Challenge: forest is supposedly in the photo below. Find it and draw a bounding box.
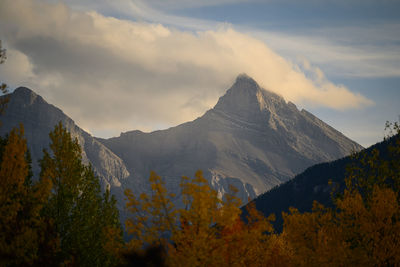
[0,120,399,266]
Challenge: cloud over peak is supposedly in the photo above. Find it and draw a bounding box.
[0,0,372,137]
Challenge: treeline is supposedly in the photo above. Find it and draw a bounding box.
[0,121,399,266]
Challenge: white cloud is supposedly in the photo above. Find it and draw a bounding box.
[0,0,372,138]
[0,48,35,87]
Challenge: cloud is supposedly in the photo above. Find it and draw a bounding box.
[251,26,400,78]
[49,0,219,31]
[0,49,35,87]
[61,0,258,13]
[0,0,372,138]
[133,0,255,10]
[108,0,396,11]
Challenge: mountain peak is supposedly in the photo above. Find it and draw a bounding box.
[213,74,285,120]
[13,86,36,96]
[235,73,258,84]
[232,73,260,93]
[11,87,40,106]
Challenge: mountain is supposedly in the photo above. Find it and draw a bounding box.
[97,74,363,204]
[0,87,130,208]
[246,136,395,231]
[0,75,362,213]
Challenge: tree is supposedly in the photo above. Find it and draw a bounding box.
[0,42,55,266]
[0,125,51,266]
[282,123,400,266]
[0,41,5,65]
[40,122,123,266]
[101,188,125,266]
[125,171,178,252]
[125,170,278,266]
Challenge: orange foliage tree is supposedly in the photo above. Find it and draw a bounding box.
[125,170,284,266]
[282,123,400,266]
[0,125,52,265]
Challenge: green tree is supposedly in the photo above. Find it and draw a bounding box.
[40,122,122,266]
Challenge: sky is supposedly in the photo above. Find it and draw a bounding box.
[0,0,399,147]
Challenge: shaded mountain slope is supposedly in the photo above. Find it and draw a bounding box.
[246,135,395,231]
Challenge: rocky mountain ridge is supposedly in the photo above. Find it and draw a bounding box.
[0,87,130,208]
[98,74,362,204]
[0,75,363,210]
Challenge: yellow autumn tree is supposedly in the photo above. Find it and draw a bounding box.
[282,123,400,266]
[125,171,178,252]
[125,170,279,266]
[0,125,52,266]
[168,171,227,266]
[282,203,351,266]
[237,202,292,267]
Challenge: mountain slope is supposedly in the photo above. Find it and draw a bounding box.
[246,136,395,231]
[0,87,130,207]
[98,74,363,204]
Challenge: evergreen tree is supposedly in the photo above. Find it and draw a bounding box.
[40,122,122,266]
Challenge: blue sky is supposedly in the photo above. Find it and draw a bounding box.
[0,0,399,147]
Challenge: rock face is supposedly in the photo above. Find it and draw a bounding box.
[98,74,363,204]
[0,87,130,208]
[0,75,363,211]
